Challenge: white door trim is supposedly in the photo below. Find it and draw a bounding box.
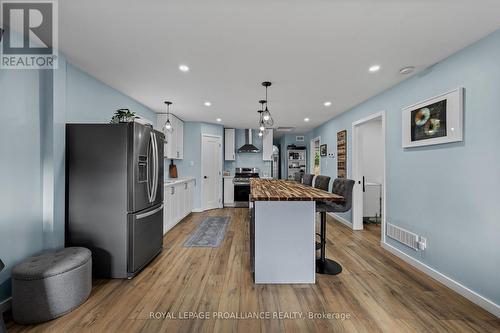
[351,111,386,242]
[310,136,321,174]
[201,134,223,211]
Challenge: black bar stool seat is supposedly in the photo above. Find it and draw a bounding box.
[294,171,304,183]
[315,178,355,275]
[302,173,314,186]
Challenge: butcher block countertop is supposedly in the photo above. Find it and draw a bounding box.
[250,179,344,202]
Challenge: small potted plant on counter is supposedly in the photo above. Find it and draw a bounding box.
[110,109,136,123]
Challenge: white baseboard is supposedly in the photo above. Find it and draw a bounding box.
[327,213,353,228]
[0,297,11,314]
[191,208,203,213]
[382,242,500,318]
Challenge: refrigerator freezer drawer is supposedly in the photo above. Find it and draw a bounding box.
[128,204,163,275]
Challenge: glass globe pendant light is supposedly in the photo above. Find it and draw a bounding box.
[258,105,266,132]
[261,81,274,127]
[163,101,174,133]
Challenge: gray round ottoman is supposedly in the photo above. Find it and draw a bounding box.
[12,247,92,324]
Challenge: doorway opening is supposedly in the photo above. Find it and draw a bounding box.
[352,112,386,242]
[310,137,321,176]
[201,134,223,211]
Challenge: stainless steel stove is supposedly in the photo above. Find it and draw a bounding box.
[233,167,259,207]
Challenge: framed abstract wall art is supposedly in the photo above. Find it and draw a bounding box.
[402,88,463,148]
[320,144,327,157]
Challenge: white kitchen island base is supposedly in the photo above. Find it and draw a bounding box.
[254,201,316,284]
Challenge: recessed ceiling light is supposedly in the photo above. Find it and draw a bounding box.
[399,66,415,75]
[304,118,310,122]
[179,64,190,72]
[204,101,211,106]
[216,118,222,122]
[323,101,332,107]
[369,65,381,73]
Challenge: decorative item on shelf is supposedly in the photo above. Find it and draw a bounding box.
[402,88,463,148]
[162,101,174,133]
[110,108,136,123]
[261,81,274,127]
[337,130,347,178]
[169,160,178,178]
[320,144,327,157]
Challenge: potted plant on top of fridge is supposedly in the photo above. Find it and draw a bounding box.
[110,109,136,123]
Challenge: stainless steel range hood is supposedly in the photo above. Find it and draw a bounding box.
[237,129,260,153]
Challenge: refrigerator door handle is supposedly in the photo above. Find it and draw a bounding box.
[155,132,159,200]
[151,132,159,202]
[146,141,151,203]
[136,204,164,219]
[150,132,157,202]
[147,132,154,203]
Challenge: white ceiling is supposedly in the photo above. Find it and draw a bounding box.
[60,0,500,134]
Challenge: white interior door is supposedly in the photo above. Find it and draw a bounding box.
[352,112,385,234]
[202,135,222,210]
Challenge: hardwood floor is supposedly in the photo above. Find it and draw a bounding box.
[6,208,500,332]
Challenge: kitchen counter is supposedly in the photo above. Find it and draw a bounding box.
[250,179,344,202]
[250,179,342,284]
[164,177,196,186]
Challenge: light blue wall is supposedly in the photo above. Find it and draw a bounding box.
[0,69,44,301]
[66,64,156,123]
[305,29,500,306]
[0,59,157,303]
[171,122,224,210]
[224,129,272,177]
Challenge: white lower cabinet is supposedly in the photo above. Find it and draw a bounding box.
[163,179,195,235]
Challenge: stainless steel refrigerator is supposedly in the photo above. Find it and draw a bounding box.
[66,123,164,278]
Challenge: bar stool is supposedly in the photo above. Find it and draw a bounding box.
[313,175,331,251]
[315,178,355,275]
[302,174,314,186]
[294,171,304,182]
[313,175,330,191]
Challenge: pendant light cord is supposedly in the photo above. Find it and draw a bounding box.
[265,86,268,110]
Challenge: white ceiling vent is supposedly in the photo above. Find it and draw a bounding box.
[276,127,295,132]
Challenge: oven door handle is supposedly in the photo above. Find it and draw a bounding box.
[233,182,250,186]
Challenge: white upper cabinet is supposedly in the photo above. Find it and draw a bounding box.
[156,114,184,159]
[262,129,273,161]
[224,128,236,161]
